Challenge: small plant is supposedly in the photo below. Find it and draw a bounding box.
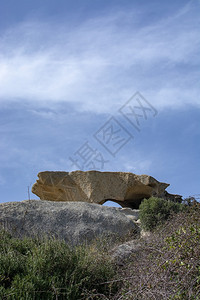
[139,197,184,231]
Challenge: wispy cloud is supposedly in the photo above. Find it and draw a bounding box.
[0,2,199,113]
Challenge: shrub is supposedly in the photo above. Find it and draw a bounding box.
[115,203,200,300]
[139,197,184,231]
[0,232,118,299]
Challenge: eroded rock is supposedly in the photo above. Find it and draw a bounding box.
[31,171,179,209]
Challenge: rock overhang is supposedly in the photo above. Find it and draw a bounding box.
[32,170,181,209]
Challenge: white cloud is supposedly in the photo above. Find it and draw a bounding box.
[121,159,153,174]
[0,2,199,113]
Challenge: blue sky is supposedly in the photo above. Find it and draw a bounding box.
[0,0,199,204]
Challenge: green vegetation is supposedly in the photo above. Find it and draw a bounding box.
[0,198,199,299]
[0,233,118,299]
[139,196,184,231]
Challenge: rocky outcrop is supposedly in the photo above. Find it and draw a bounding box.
[32,171,179,209]
[0,200,139,245]
[163,191,182,203]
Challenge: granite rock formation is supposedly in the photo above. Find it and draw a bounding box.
[32,170,181,209]
[0,200,139,245]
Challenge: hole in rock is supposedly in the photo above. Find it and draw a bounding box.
[103,200,122,208]
[102,195,151,209]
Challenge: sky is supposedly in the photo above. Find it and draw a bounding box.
[0,0,199,204]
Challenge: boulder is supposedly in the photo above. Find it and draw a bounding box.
[0,200,138,245]
[110,240,142,265]
[32,170,178,209]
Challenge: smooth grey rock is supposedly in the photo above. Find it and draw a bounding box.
[118,208,139,221]
[0,200,138,246]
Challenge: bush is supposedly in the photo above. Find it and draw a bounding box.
[139,197,184,231]
[0,232,118,299]
[115,202,200,300]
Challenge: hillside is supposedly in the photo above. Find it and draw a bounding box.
[0,200,199,299]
